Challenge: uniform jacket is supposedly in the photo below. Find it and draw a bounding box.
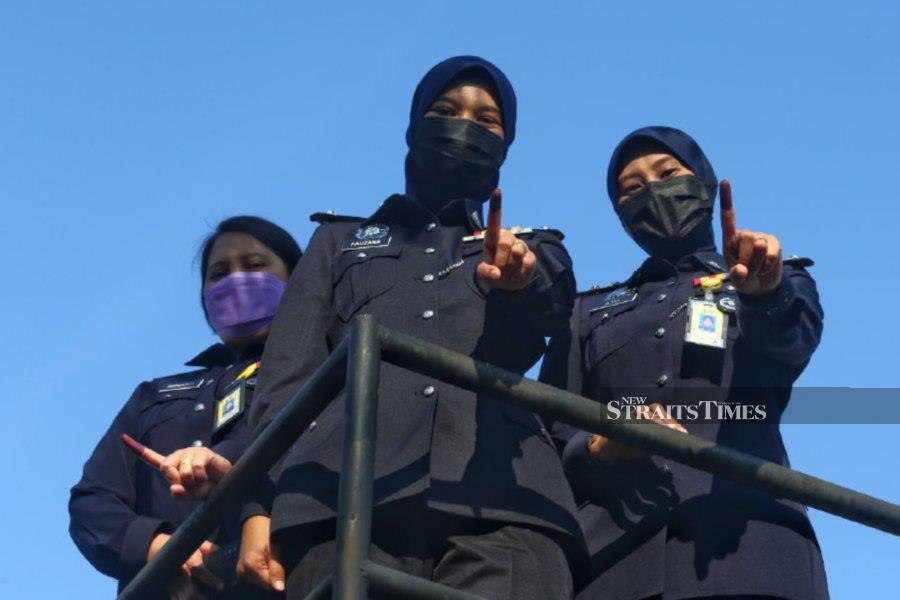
[540,249,829,600]
[69,344,258,590]
[244,195,586,553]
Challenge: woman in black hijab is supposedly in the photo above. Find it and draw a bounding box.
[542,126,828,599]
[237,56,586,599]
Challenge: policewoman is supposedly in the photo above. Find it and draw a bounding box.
[541,127,829,599]
[237,56,586,599]
[69,216,301,594]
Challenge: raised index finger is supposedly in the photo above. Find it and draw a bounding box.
[121,433,165,470]
[484,188,502,258]
[719,179,738,249]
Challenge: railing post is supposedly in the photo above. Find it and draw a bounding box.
[332,315,381,599]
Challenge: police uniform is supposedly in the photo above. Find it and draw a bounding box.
[69,344,260,592]
[245,197,587,599]
[540,250,829,600]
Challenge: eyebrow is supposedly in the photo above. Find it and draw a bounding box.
[651,155,680,169]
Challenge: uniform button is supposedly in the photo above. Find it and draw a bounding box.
[657,293,667,302]
[427,222,437,231]
[193,402,205,412]
[423,385,436,397]
[725,284,736,293]
[422,310,435,319]
[308,420,317,431]
[600,312,610,323]
[356,252,367,259]
[191,439,203,447]
[424,247,436,254]
[422,274,435,282]
[667,280,677,287]
[663,464,672,473]
[656,374,669,387]
[654,327,666,338]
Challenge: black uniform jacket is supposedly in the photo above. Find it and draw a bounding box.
[540,250,829,600]
[69,344,258,590]
[244,195,585,551]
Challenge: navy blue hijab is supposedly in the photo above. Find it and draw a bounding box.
[606,126,717,206]
[405,55,517,149]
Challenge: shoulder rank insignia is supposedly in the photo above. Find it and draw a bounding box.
[342,223,392,252]
[784,255,814,268]
[309,211,364,224]
[462,225,534,243]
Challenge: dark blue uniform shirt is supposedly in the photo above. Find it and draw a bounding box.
[69,344,258,590]
[541,250,829,600]
[244,195,587,564]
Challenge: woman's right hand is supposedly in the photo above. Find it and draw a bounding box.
[588,403,688,462]
[237,515,285,592]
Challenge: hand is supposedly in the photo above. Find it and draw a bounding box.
[237,516,285,592]
[719,180,784,295]
[160,447,232,501]
[147,532,219,580]
[476,189,537,291]
[588,403,688,462]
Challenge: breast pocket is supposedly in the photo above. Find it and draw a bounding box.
[333,246,403,322]
[461,242,488,298]
[139,387,210,450]
[583,303,639,374]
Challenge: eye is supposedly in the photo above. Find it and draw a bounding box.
[428,103,456,117]
[622,182,644,196]
[207,268,227,282]
[478,114,499,126]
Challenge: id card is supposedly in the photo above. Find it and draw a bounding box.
[684,298,727,349]
[214,381,245,433]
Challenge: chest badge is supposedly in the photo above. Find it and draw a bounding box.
[717,295,737,313]
[342,223,392,252]
[597,287,638,310]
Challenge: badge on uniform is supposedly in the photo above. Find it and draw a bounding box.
[684,298,728,349]
[597,287,638,310]
[342,224,392,252]
[213,381,246,433]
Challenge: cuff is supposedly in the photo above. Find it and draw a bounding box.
[119,515,171,577]
[210,439,245,466]
[240,501,271,524]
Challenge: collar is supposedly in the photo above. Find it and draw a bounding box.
[370,194,484,232]
[627,247,726,286]
[185,343,263,368]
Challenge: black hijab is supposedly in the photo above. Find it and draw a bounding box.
[406,55,517,148]
[606,126,718,205]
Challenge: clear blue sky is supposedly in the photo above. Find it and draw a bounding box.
[2,2,898,598]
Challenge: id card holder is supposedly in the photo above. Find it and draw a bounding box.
[684,298,728,349]
[213,380,246,434]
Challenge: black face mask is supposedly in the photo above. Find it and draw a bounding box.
[617,175,715,260]
[407,116,506,211]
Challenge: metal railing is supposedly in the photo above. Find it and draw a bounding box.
[119,314,900,599]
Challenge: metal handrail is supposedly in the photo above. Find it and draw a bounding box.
[119,315,900,599]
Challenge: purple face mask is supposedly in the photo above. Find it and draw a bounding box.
[203,271,287,339]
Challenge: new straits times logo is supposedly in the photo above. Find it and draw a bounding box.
[609,396,768,422]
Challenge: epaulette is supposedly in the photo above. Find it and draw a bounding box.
[783,255,814,268]
[462,226,564,243]
[309,211,365,224]
[577,281,626,296]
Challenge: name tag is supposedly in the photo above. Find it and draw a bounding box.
[342,224,392,252]
[213,381,246,433]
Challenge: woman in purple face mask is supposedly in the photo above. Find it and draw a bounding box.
[69,216,300,597]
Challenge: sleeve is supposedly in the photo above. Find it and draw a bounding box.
[210,418,250,466]
[736,263,824,366]
[241,225,338,522]
[68,383,173,581]
[485,231,577,337]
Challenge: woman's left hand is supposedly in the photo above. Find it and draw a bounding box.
[161,447,232,500]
